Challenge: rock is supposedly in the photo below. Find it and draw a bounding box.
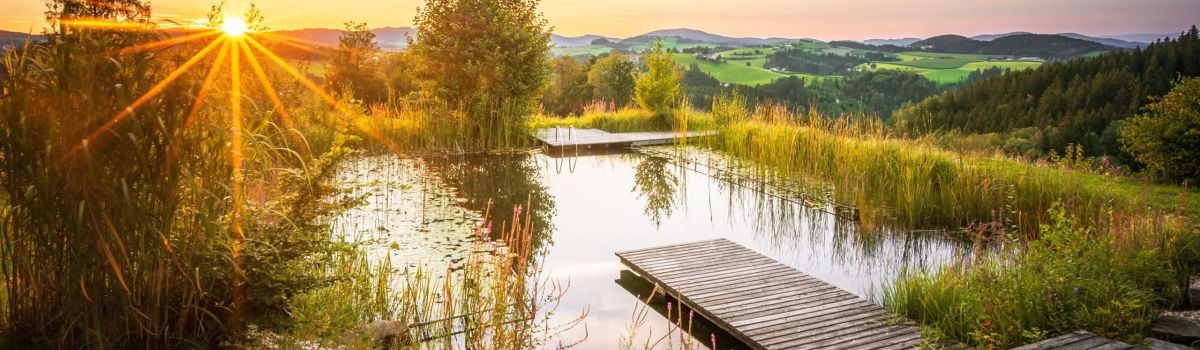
[1190,277,1200,308]
[1149,314,1200,346]
[1146,338,1192,350]
[356,320,411,346]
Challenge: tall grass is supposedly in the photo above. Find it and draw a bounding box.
[280,198,585,348]
[0,25,359,347]
[884,205,1198,348]
[530,103,717,133]
[709,101,1195,237]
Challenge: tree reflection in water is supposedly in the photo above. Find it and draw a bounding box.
[632,156,680,228]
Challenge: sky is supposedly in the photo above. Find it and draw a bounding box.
[1,0,1197,41]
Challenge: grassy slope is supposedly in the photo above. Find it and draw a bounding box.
[868,60,1042,84]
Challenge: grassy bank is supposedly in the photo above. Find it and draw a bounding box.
[885,206,1197,348]
[534,102,1198,348]
[530,106,718,133]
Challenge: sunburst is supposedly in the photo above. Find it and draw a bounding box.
[56,8,398,334]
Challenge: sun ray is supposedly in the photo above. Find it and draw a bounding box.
[114,30,221,56]
[60,36,227,164]
[228,32,247,341]
[256,32,332,54]
[243,36,405,153]
[183,40,232,130]
[237,39,310,157]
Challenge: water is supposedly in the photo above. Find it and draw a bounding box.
[334,147,969,349]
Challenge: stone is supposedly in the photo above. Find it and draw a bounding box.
[355,320,412,346]
[1149,314,1200,347]
[1146,338,1193,350]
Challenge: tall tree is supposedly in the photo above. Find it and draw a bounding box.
[46,0,150,28]
[587,54,637,108]
[635,40,682,116]
[328,21,387,103]
[542,56,593,116]
[410,0,552,144]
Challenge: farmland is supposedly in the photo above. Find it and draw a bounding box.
[865,60,1042,84]
[672,50,831,86]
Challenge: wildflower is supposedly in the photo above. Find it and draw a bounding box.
[711,333,717,349]
[514,205,523,216]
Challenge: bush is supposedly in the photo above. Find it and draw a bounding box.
[885,204,1191,348]
[1120,76,1200,184]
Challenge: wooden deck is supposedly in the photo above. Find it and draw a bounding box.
[616,238,938,350]
[533,128,714,148]
[1012,331,1137,350]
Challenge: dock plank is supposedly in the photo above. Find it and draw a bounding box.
[533,128,714,148]
[1012,331,1137,350]
[616,238,938,350]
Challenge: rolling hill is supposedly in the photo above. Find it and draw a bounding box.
[911,34,1114,58]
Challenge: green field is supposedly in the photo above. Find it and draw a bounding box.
[552,45,613,56]
[865,49,1042,84]
[673,51,832,86]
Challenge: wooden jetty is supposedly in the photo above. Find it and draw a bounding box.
[616,238,942,350]
[533,128,714,148]
[1012,331,1137,350]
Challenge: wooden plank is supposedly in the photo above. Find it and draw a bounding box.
[1012,331,1136,350]
[533,128,715,148]
[616,238,943,350]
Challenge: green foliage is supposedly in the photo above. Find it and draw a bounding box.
[885,204,1192,349]
[894,26,1200,159]
[635,40,683,117]
[327,21,387,103]
[587,54,637,107]
[530,107,716,133]
[410,0,552,146]
[1120,76,1200,183]
[542,55,593,116]
[765,48,870,75]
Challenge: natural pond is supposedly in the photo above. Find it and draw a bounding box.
[333,146,971,349]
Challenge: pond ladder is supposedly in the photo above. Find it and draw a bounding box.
[553,126,579,173]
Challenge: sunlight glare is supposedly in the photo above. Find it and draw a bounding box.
[221,17,249,37]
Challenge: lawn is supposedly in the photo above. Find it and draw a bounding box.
[673,53,830,86]
[866,58,1042,84]
[552,45,613,56]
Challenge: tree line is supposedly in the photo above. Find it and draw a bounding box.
[893,26,1200,176]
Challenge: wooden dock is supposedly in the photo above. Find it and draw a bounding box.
[533,128,714,148]
[616,238,937,350]
[1012,331,1137,350]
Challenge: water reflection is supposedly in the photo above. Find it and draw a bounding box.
[422,152,557,255]
[335,146,969,349]
[633,156,679,228]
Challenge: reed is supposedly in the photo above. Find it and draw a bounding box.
[0,25,360,347]
[279,198,585,348]
[530,104,717,133]
[884,205,1198,348]
[711,106,1196,237]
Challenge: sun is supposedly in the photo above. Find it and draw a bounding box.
[220,17,249,37]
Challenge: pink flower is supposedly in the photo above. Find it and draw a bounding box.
[711,334,717,349]
[514,205,523,216]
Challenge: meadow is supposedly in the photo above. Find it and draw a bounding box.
[867,60,1042,84]
[671,52,830,86]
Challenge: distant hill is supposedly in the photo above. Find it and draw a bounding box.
[894,26,1200,158]
[270,27,415,50]
[863,38,922,46]
[551,34,620,47]
[911,34,1114,58]
[1107,33,1177,43]
[621,28,795,46]
[0,30,46,48]
[971,31,1145,48]
[970,32,1032,41]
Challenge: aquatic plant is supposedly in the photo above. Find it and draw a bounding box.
[884,204,1198,348]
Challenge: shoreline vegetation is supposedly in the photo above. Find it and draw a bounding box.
[1,0,1197,349]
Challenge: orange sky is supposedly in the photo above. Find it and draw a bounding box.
[1,0,1197,40]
